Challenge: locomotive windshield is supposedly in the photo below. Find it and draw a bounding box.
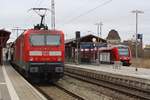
[46,35,60,45]
[30,34,60,46]
[118,48,129,56]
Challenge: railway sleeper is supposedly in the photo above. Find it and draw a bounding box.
[65,67,150,93]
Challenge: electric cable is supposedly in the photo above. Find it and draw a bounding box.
[64,0,112,24]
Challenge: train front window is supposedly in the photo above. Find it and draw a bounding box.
[30,34,60,46]
[118,48,129,56]
[30,35,45,46]
[46,35,60,45]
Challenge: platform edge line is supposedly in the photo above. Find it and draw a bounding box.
[12,66,48,100]
[2,65,20,100]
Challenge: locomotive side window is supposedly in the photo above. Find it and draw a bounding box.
[46,35,60,45]
[118,48,129,56]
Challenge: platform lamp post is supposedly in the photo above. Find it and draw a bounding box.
[131,10,144,71]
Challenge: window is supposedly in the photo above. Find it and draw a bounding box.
[46,35,60,45]
[30,34,60,46]
[118,48,129,56]
[30,34,45,46]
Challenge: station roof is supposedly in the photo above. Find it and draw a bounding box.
[65,34,107,47]
[0,29,11,48]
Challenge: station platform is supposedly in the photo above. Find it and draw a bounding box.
[0,64,47,100]
[65,63,150,81]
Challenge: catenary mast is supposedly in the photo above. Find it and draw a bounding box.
[51,0,55,29]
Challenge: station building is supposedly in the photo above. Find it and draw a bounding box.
[0,29,11,64]
[65,34,107,64]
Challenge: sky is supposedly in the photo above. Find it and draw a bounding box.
[0,0,150,45]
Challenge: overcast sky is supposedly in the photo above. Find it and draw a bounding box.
[0,0,150,45]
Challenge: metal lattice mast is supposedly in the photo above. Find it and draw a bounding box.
[95,22,103,38]
[51,0,55,29]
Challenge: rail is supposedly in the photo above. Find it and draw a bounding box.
[65,66,150,100]
[35,83,85,100]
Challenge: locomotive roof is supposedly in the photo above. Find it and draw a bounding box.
[113,44,128,48]
[23,29,64,35]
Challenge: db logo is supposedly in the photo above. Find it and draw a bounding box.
[42,51,49,56]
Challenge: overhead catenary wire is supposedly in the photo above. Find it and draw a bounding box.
[64,0,112,24]
[33,0,47,8]
[33,0,41,7]
[38,0,46,7]
[57,0,103,24]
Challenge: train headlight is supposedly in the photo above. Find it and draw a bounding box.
[29,57,33,61]
[57,57,62,61]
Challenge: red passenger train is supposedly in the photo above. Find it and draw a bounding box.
[99,45,132,66]
[11,29,64,82]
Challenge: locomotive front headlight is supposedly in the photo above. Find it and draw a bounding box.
[57,57,62,61]
[29,57,33,61]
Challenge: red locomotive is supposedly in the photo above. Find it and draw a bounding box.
[10,8,65,82]
[99,45,132,66]
[11,29,64,82]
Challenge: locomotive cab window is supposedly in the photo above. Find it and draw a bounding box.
[46,35,60,45]
[30,34,45,46]
[30,34,60,46]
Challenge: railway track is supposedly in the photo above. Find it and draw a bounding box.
[54,83,85,100]
[64,67,150,100]
[35,83,85,100]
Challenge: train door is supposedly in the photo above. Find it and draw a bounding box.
[100,50,111,64]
